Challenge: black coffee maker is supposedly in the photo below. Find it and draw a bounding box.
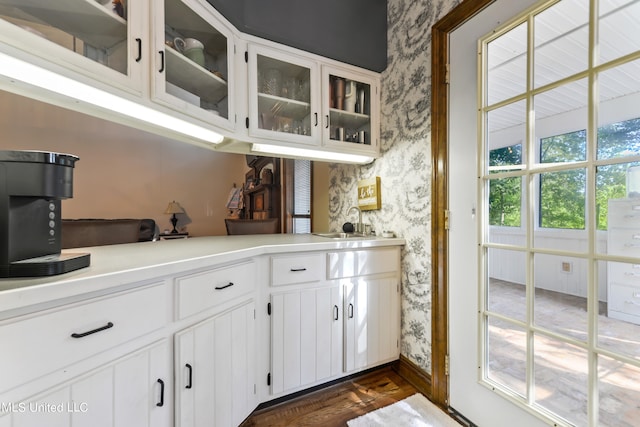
[0,150,90,278]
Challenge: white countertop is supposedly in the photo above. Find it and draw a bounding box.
[0,234,404,316]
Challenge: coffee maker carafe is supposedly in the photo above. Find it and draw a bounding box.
[0,150,90,278]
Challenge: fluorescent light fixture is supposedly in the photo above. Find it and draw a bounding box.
[0,52,224,144]
[252,143,375,164]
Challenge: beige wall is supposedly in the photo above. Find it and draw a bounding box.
[0,91,248,236]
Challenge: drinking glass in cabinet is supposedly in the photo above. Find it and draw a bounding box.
[0,0,130,75]
[256,54,311,135]
[162,0,230,119]
[328,75,371,144]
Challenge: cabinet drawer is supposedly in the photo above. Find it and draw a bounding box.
[609,282,640,320]
[271,253,325,286]
[609,261,640,285]
[328,248,400,279]
[608,199,640,226]
[177,260,255,319]
[0,283,167,394]
[608,228,640,256]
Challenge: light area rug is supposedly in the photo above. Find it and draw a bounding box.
[347,394,459,427]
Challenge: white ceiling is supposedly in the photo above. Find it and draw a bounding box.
[486,0,640,132]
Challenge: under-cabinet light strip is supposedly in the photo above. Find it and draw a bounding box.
[0,52,224,144]
[252,143,374,164]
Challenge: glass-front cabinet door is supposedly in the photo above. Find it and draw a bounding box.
[152,0,235,130]
[0,0,143,91]
[322,66,379,156]
[247,44,319,145]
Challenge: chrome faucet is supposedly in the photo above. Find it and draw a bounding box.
[347,206,363,233]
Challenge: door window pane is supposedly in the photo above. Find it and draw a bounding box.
[534,0,589,87]
[599,262,640,361]
[538,169,586,230]
[486,99,527,169]
[534,80,588,152]
[598,59,640,160]
[487,317,527,397]
[534,254,588,341]
[488,248,527,322]
[534,335,588,426]
[599,0,640,65]
[489,176,522,227]
[598,354,640,427]
[596,162,638,232]
[486,22,527,105]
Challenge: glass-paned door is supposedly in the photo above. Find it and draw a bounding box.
[480,0,640,425]
[0,0,141,90]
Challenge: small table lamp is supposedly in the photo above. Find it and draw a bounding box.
[164,201,185,233]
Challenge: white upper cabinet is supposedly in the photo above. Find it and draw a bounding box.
[246,43,381,158]
[247,44,320,145]
[322,65,380,157]
[0,0,380,162]
[0,0,145,93]
[151,0,236,131]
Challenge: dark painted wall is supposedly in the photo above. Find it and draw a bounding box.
[206,0,387,72]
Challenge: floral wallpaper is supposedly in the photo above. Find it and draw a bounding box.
[328,0,460,373]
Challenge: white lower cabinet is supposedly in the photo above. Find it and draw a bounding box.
[175,300,256,427]
[270,284,343,395]
[269,248,401,397]
[7,340,172,427]
[0,243,404,426]
[343,277,400,373]
[608,198,640,324]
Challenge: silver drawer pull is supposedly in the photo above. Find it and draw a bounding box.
[215,282,234,290]
[290,267,307,272]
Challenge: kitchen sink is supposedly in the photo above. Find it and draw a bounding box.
[312,232,368,239]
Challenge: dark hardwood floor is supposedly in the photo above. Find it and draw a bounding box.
[240,366,420,427]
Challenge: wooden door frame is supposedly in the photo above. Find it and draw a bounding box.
[430,0,497,408]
